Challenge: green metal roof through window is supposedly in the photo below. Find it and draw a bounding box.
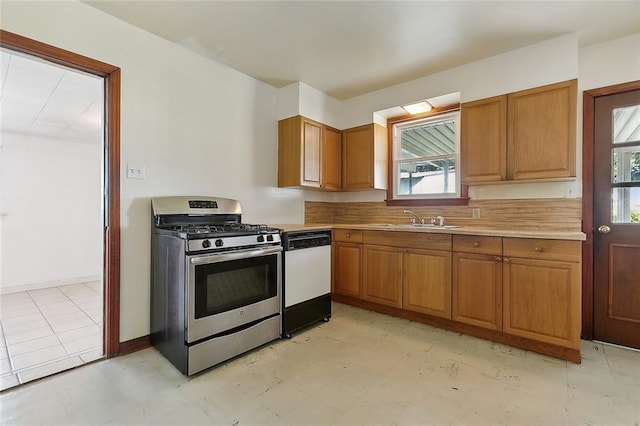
[401,120,455,159]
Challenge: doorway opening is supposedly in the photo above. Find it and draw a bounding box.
[0,30,120,390]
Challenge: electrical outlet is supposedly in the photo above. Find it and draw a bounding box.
[127,163,146,179]
[472,208,481,219]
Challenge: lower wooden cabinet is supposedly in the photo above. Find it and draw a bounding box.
[452,252,503,330]
[403,248,452,318]
[503,256,580,349]
[332,229,363,298]
[452,235,503,330]
[502,237,581,350]
[363,245,403,308]
[331,230,583,359]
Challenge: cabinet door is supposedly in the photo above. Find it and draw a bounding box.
[461,95,507,183]
[503,257,580,349]
[403,248,452,319]
[322,126,341,190]
[452,252,503,330]
[507,79,577,180]
[342,124,387,190]
[302,118,322,188]
[332,242,362,297]
[363,244,403,307]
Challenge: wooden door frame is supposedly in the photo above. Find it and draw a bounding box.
[0,30,121,357]
[582,80,640,340]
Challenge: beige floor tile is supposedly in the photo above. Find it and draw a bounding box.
[61,333,101,355]
[0,373,19,391]
[11,343,68,370]
[0,304,41,320]
[0,357,12,375]
[4,325,54,346]
[7,334,61,357]
[78,348,104,363]
[50,316,95,334]
[56,323,100,343]
[17,356,83,384]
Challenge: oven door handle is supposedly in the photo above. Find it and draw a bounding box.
[189,246,283,265]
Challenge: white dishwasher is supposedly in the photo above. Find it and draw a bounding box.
[281,229,332,338]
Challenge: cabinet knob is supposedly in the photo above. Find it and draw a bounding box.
[495,257,502,262]
[473,242,480,247]
[346,233,350,238]
[534,246,543,252]
[503,257,510,263]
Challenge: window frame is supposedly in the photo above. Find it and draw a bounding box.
[386,106,469,206]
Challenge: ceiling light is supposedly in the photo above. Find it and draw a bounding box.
[402,101,432,115]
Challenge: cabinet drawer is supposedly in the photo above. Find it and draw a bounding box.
[364,231,451,251]
[503,238,580,262]
[453,235,502,255]
[333,229,363,243]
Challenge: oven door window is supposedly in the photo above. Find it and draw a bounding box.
[194,254,278,318]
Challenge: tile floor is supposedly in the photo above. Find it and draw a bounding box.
[0,281,103,391]
[1,302,638,425]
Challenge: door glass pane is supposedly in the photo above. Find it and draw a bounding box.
[612,187,640,223]
[612,146,640,183]
[613,105,640,144]
[398,158,456,195]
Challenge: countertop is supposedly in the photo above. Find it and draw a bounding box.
[271,223,333,233]
[272,223,586,241]
[332,224,586,241]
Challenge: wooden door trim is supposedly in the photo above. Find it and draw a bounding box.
[582,80,640,340]
[0,30,121,357]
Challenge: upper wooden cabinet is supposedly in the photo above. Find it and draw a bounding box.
[322,125,342,190]
[508,80,577,180]
[461,79,577,184]
[460,95,507,183]
[278,116,341,190]
[342,124,388,190]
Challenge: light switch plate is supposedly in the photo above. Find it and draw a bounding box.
[127,163,145,179]
[472,208,481,219]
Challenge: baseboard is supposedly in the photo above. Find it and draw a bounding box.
[119,335,151,356]
[0,275,102,295]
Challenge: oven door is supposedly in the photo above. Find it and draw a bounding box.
[186,246,282,343]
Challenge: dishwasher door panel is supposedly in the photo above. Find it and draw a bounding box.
[284,245,331,307]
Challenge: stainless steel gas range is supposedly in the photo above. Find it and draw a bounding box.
[150,196,282,375]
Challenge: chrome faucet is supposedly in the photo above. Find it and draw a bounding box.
[403,210,425,224]
[430,215,445,226]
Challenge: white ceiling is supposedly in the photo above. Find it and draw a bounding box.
[83,0,640,100]
[0,50,103,144]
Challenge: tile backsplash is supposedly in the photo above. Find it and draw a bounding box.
[305,198,582,231]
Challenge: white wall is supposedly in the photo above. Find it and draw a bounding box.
[1,1,311,341]
[0,133,102,293]
[277,81,343,129]
[579,33,640,91]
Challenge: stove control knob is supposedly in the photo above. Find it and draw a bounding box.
[257,235,265,243]
[202,240,211,249]
[266,235,274,242]
[215,239,224,247]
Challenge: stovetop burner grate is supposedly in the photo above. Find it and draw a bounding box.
[160,223,278,235]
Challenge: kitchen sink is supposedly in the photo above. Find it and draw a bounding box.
[406,224,462,229]
[364,223,462,229]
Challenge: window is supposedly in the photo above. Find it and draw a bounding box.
[390,111,461,202]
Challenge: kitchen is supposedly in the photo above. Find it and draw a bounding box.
[1,1,639,424]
